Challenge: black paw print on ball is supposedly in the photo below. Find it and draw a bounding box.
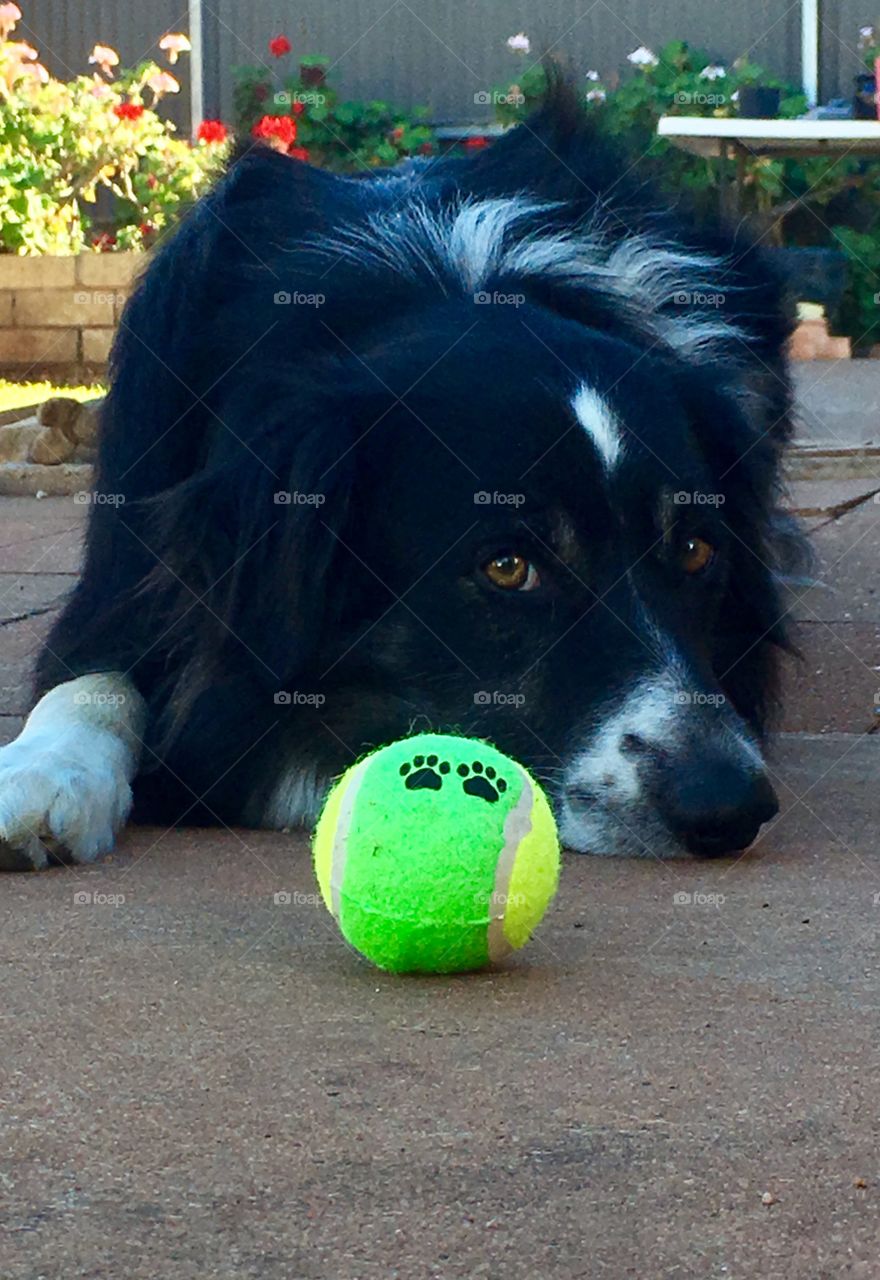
[399,754,507,804]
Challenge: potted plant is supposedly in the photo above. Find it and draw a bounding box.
[733,58,781,118]
[300,55,329,89]
[854,24,880,119]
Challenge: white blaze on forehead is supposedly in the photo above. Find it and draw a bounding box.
[572,384,623,473]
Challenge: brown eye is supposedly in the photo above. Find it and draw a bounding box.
[482,553,540,592]
[681,536,715,575]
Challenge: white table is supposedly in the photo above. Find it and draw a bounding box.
[657,117,880,216]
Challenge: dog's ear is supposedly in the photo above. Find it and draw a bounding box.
[135,391,360,712]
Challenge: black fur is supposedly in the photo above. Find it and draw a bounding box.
[36,88,804,851]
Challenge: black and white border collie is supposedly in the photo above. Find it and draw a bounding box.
[0,87,803,871]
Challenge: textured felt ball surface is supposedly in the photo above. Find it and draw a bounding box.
[312,734,560,973]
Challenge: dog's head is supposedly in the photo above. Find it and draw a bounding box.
[129,104,800,855]
[279,300,784,858]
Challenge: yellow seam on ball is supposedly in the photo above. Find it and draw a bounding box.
[487,778,534,963]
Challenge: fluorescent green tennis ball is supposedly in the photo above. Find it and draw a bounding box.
[312,733,560,973]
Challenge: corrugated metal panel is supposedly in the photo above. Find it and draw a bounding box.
[21,0,192,130]
[210,0,804,124]
[22,3,867,129]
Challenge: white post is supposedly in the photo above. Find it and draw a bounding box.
[189,0,204,136]
[802,0,819,107]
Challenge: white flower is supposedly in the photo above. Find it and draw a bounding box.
[585,88,606,103]
[860,25,875,39]
[88,43,119,76]
[506,32,530,54]
[586,69,600,81]
[159,32,191,65]
[699,64,726,81]
[147,70,180,96]
[628,46,658,68]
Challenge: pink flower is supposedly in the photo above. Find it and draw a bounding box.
[17,61,49,86]
[147,70,180,97]
[0,3,21,39]
[89,75,112,101]
[159,32,191,65]
[7,40,37,61]
[89,43,119,76]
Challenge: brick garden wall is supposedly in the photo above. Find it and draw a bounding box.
[0,253,143,382]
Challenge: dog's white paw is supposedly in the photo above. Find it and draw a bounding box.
[0,730,133,871]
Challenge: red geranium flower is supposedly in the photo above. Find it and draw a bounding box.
[113,101,144,121]
[463,135,489,150]
[391,126,405,142]
[197,118,228,144]
[92,232,117,252]
[252,114,297,151]
[288,146,309,162]
[139,222,155,237]
[292,100,305,116]
[418,141,434,155]
[269,34,292,57]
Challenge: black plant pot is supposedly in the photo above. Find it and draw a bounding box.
[737,85,781,118]
[853,72,877,120]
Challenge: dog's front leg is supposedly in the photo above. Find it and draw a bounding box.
[0,673,146,871]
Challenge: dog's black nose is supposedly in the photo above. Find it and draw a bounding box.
[653,754,779,856]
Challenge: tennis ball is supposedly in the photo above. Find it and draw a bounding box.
[312,733,560,973]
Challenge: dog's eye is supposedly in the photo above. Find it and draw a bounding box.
[482,553,541,592]
[681,537,715,575]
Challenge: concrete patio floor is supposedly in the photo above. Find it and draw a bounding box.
[1,365,879,1277]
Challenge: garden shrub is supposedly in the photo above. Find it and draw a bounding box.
[0,3,228,254]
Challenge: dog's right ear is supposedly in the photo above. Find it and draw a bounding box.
[135,379,362,700]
